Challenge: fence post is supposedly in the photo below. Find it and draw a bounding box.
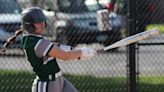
[127,0,137,92]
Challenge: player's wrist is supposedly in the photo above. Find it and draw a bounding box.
[79,47,97,58]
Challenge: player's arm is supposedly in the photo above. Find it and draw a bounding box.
[34,39,96,61]
[48,46,82,61]
[49,44,98,61]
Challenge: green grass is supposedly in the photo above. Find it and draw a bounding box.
[138,76,164,92]
[1,70,164,92]
[65,74,127,92]
[140,76,164,84]
[146,24,164,33]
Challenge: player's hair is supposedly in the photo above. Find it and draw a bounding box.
[2,26,24,52]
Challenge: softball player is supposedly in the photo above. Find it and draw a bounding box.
[3,7,97,92]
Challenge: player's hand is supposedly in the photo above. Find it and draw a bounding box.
[80,47,97,58]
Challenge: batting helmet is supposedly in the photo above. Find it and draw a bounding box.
[21,7,46,33]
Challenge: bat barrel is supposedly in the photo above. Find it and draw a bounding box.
[96,28,159,52]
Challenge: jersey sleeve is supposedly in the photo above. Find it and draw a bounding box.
[34,39,54,57]
[58,44,74,52]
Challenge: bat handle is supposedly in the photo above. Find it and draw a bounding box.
[96,49,104,53]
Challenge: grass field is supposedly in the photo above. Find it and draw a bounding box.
[1,70,164,92]
[146,24,164,33]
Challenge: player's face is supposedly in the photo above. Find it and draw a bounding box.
[33,22,46,34]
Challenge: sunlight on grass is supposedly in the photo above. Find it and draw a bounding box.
[140,76,164,84]
[146,24,164,33]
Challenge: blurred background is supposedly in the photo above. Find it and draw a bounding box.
[0,0,164,92]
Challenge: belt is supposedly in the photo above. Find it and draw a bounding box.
[36,71,62,81]
[48,71,62,80]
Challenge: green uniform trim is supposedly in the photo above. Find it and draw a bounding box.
[21,35,60,81]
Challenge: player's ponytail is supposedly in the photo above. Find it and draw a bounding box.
[2,26,24,52]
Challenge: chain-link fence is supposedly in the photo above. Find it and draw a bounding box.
[0,0,164,92]
[136,0,164,92]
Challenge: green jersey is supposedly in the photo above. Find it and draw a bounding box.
[21,34,60,80]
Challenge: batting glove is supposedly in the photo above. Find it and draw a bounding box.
[80,47,97,58]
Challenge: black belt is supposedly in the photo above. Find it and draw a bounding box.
[37,71,62,81]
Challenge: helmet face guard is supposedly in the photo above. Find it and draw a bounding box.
[21,7,46,33]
